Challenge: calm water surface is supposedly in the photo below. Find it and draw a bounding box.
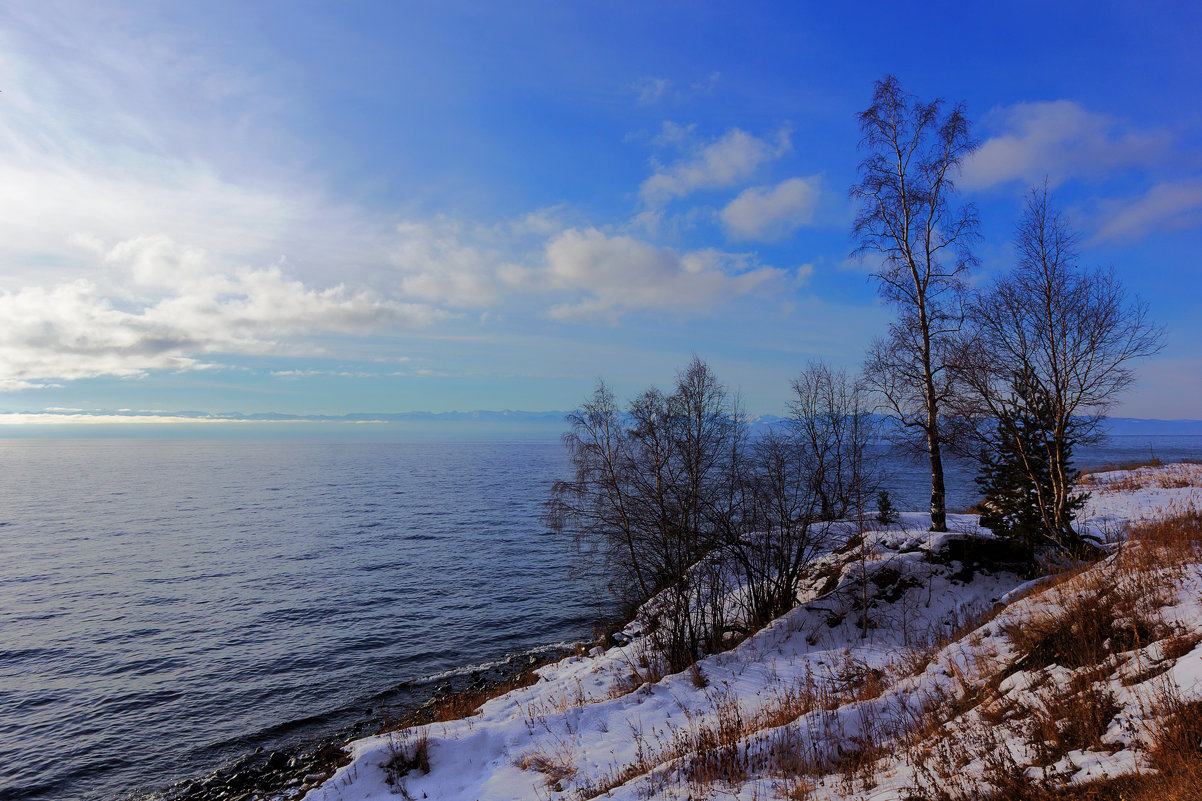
[0,440,594,801]
[1,435,1200,801]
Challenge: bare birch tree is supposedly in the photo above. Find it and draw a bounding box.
[954,186,1164,548]
[546,380,652,603]
[852,75,979,532]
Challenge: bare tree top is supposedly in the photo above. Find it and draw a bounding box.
[851,75,980,310]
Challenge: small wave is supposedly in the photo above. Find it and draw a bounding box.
[0,646,69,663]
[413,640,583,685]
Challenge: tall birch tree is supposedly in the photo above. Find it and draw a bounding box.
[852,75,979,532]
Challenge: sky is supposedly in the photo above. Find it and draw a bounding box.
[1,0,1200,427]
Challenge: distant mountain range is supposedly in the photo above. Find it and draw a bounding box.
[3,409,1201,438]
[1101,417,1202,435]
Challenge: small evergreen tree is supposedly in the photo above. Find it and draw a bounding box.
[875,489,900,527]
[975,376,1088,563]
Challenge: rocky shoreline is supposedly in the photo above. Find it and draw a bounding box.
[155,645,580,801]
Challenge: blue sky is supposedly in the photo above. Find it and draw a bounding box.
[0,0,1199,425]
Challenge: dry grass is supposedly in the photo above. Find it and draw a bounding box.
[605,649,668,698]
[1080,462,1202,492]
[421,667,543,724]
[1004,586,1151,672]
[382,729,430,796]
[1084,456,1166,474]
[1147,685,1202,775]
[1001,522,1189,674]
[515,737,579,793]
[1025,671,1121,766]
[907,685,1202,800]
[376,653,564,734]
[577,661,876,800]
[1161,626,1202,662]
[1132,504,1202,564]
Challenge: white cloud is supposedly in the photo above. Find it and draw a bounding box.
[962,100,1170,189]
[386,218,793,322]
[104,234,212,288]
[720,176,822,241]
[640,126,792,206]
[650,121,696,148]
[0,237,444,389]
[388,220,535,308]
[1091,180,1202,243]
[543,227,784,321]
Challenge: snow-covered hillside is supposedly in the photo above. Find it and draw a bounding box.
[303,463,1202,801]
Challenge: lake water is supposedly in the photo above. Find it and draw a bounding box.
[2,435,1200,801]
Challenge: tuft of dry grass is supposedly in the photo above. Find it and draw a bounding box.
[425,667,543,724]
[515,737,579,793]
[376,653,563,734]
[606,650,668,699]
[382,729,430,795]
[1161,626,1202,662]
[1147,685,1202,776]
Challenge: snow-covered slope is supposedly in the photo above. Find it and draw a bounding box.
[303,463,1202,801]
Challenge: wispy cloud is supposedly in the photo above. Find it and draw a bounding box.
[631,76,672,105]
[640,125,792,206]
[962,100,1170,189]
[1090,180,1202,244]
[720,176,822,241]
[628,73,719,107]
